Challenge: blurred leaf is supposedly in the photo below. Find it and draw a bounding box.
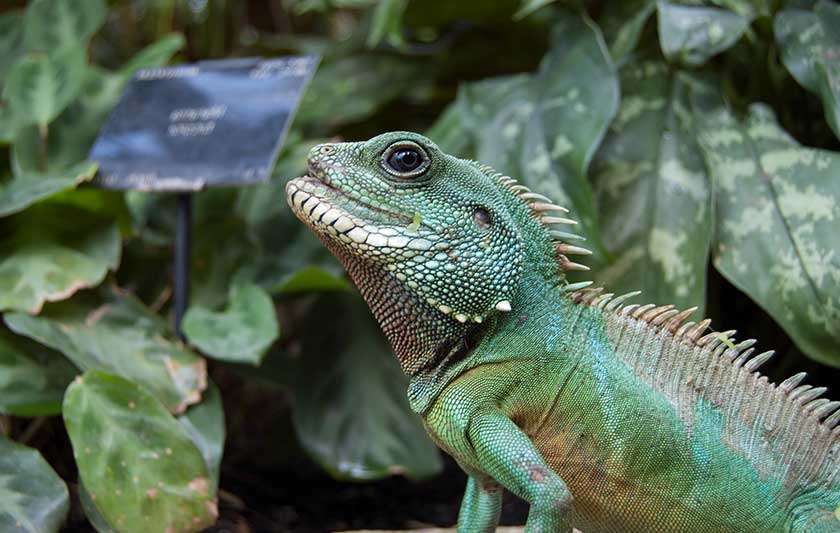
[63,370,217,533]
[13,37,184,174]
[0,11,24,87]
[697,104,840,366]
[0,203,120,314]
[514,0,557,20]
[0,434,69,533]
[79,483,118,533]
[600,0,656,64]
[177,381,225,491]
[426,102,474,157]
[23,0,106,53]
[183,283,279,365]
[775,0,840,140]
[286,0,376,14]
[119,34,185,78]
[461,10,619,258]
[592,61,720,312]
[286,293,442,480]
[295,55,423,129]
[3,46,87,130]
[0,329,76,416]
[657,1,751,66]
[367,0,408,48]
[5,287,207,414]
[272,266,350,294]
[0,161,97,218]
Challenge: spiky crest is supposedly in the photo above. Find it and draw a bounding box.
[475,163,594,277]
[480,160,840,484]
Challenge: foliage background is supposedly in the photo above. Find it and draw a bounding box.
[1,0,839,531]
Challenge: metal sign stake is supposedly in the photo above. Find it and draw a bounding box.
[174,193,192,340]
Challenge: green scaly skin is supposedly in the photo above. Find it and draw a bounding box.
[286,132,840,532]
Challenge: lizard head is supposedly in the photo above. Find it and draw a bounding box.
[286,131,526,324]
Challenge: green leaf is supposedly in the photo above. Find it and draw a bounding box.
[13,36,184,174]
[272,266,350,294]
[119,34,185,79]
[295,55,423,129]
[775,0,840,140]
[63,370,217,533]
[183,283,279,365]
[599,0,657,64]
[0,11,25,87]
[514,0,557,19]
[657,1,751,66]
[0,329,76,416]
[177,382,225,491]
[426,102,475,157]
[697,104,840,366]
[0,434,69,533]
[0,161,97,218]
[286,294,442,480]
[591,61,720,312]
[460,10,619,258]
[5,287,207,414]
[3,46,87,129]
[0,203,120,314]
[367,0,408,48]
[23,0,106,53]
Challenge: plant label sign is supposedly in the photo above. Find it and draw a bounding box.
[89,56,318,191]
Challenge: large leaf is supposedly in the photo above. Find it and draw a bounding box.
[657,1,751,66]
[5,287,207,413]
[775,0,840,141]
[460,10,619,257]
[0,161,97,218]
[183,283,279,365]
[64,370,217,533]
[0,435,69,533]
[2,46,87,129]
[0,11,24,88]
[697,104,840,366]
[177,382,225,491]
[286,293,442,480]
[22,0,106,53]
[0,203,120,314]
[13,36,185,175]
[0,329,76,416]
[591,62,720,311]
[295,54,423,129]
[599,0,657,64]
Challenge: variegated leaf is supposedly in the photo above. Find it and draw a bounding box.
[775,0,840,141]
[697,104,840,367]
[459,10,619,258]
[592,61,720,312]
[5,287,207,413]
[0,435,69,533]
[657,1,751,66]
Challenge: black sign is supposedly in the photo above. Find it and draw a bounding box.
[89,56,318,191]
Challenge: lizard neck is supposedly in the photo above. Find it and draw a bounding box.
[335,250,477,377]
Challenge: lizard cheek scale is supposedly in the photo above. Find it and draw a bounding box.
[286,131,840,533]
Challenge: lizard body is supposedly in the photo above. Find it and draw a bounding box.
[286,131,840,532]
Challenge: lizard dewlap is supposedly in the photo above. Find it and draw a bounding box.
[286,131,840,533]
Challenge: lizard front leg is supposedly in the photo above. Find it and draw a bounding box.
[457,473,502,533]
[467,407,574,533]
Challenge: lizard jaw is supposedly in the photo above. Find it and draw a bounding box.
[286,176,437,255]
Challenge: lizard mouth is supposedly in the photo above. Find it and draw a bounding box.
[286,176,426,251]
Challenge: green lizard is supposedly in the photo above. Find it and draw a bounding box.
[286,131,840,532]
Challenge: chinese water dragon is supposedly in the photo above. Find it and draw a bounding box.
[286,131,840,532]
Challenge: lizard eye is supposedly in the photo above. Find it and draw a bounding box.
[382,142,430,178]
